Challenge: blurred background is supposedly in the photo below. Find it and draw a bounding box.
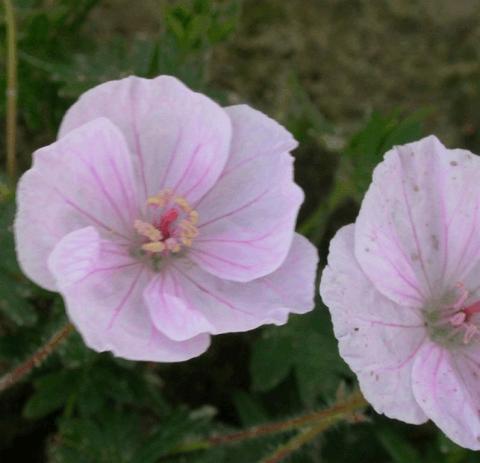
[2,0,480,461]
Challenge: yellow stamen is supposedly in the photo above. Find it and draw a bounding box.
[134,220,162,241]
[165,238,181,253]
[179,220,198,234]
[175,196,192,213]
[135,190,200,257]
[180,236,193,247]
[189,210,199,224]
[141,241,165,253]
[147,189,173,208]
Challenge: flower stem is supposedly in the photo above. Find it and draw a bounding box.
[260,420,331,463]
[169,390,367,456]
[260,404,365,463]
[0,323,74,393]
[3,0,18,181]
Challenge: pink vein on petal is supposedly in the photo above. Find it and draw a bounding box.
[189,248,252,270]
[353,316,425,328]
[432,348,444,403]
[107,156,136,223]
[182,154,215,199]
[53,188,130,240]
[76,262,141,286]
[438,174,450,287]
[195,222,280,247]
[77,156,131,230]
[379,335,426,371]
[219,143,292,179]
[172,265,259,318]
[260,277,289,301]
[170,270,199,317]
[101,248,132,258]
[198,187,270,229]
[453,354,479,415]
[172,144,203,195]
[107,267,144,330]
[452,198,480,283]
[130,92,148,199]
[370,229,426,304]
[159,128,183,191]
[399,154,433,296]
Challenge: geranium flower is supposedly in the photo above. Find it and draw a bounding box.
[15,76,318,362]
[320,136,480,449]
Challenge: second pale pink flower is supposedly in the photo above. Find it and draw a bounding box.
[321,136,480,449]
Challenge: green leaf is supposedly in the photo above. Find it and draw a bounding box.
[250,333,294,392]
[24,369,83,419]
[377,428,423,463]
[343,109,429,200]
[291,310,351,404]
[131,408,215,463]
[232,390,269,426]
[0,188,38,326]
[52,410,142,463]
[250,308,351,405]
[57,331,96,368]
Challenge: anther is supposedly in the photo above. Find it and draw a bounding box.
[141,242,165,253]
[134,220,162,242]
[134,189,199,257]
[165,238,181,253]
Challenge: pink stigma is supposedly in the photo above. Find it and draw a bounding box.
[463,300,480,319]
[447,285,480,343]
[134,190,199,256]
[158,208,179,239]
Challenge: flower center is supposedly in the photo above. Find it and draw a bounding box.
[133,189,199,258]
[425,283,480,347]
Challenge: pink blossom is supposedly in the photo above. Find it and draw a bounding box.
[15,76,318,362]
[320,135,480,449]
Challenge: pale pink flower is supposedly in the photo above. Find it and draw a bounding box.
[15,76,318,362]
[321,136,480,449]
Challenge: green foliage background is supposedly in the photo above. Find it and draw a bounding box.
[2,0,480,461]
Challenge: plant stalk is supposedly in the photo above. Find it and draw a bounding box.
[260,404,365,463]
[3,0,18,180]
[169,390,368,457]
[0,323,74,393]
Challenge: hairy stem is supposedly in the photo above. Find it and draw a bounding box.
[170,390,367,456]
[260,420,331,463]
[3,0,18,180]
[260,404,364,463]
[0,323,74,393]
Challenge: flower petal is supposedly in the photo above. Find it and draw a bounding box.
[222,105,298,172]
[320,224,428,424]
[412,342,480,450]
[355,135,480,307]
[59,75,232,203]
[15,118,139,291]
[144,272,215,342]
[192,106,302,281]
[169,234,317,334]
[48,227,210,362]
